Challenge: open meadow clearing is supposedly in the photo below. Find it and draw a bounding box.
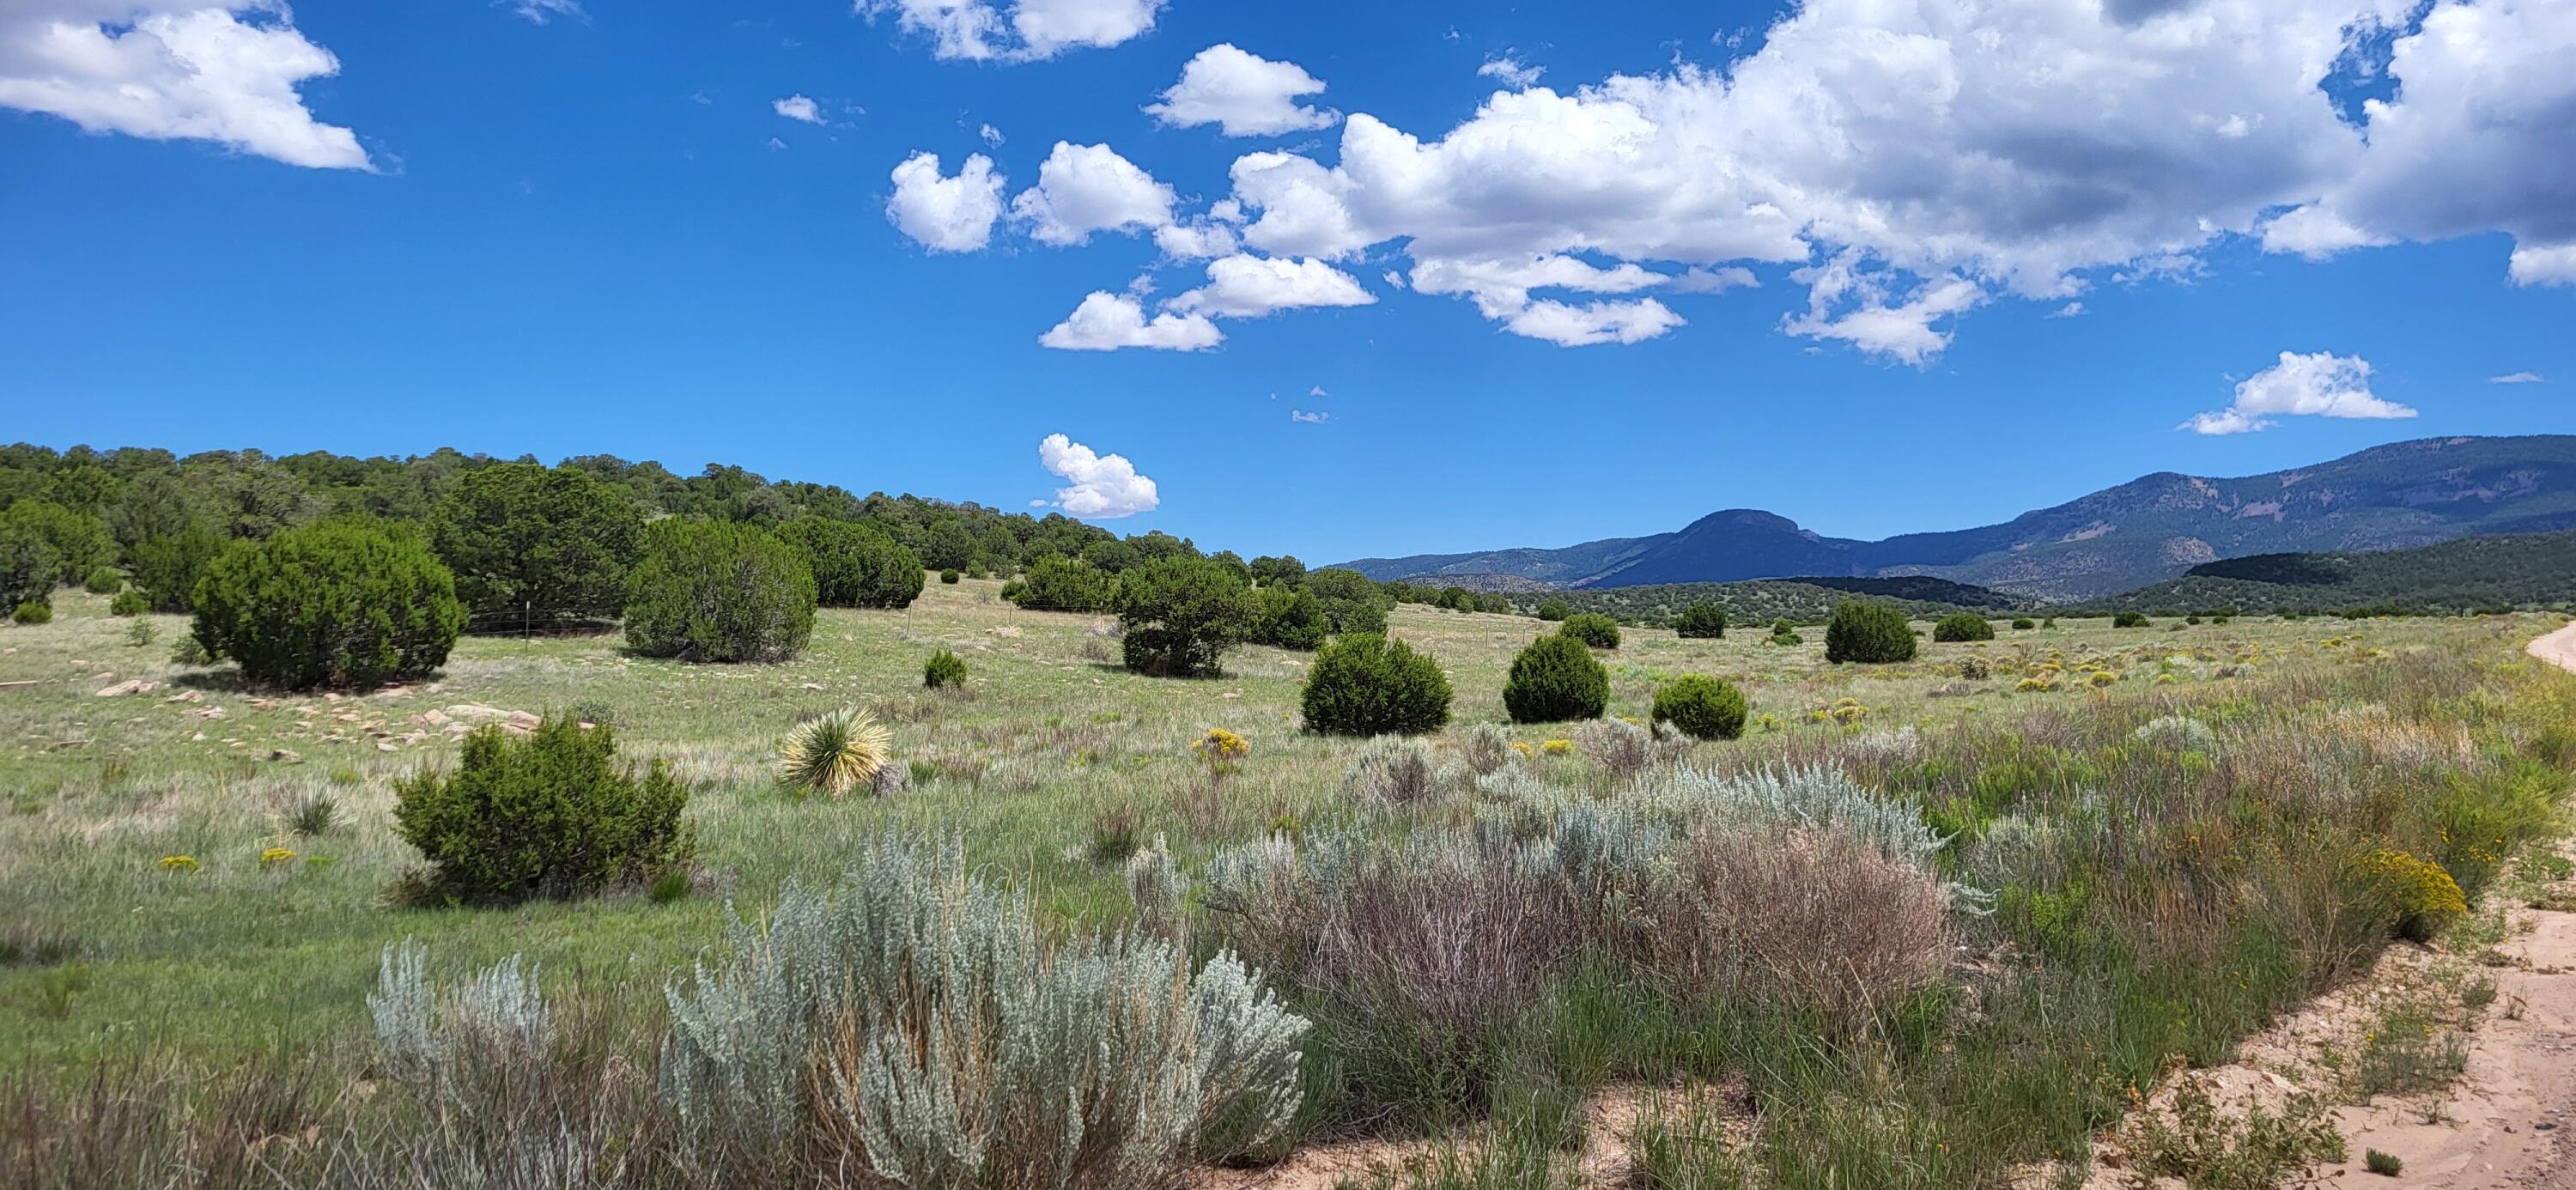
[5,582,2574,1187]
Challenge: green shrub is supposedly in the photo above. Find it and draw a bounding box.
[1931,612,1995,642]
[1673,602,1728,639]
[924,648,968,689]
[82,567,122,594]
[2113,610,2151,628]
[191,518,466,689]
[429,463,643,621]
[2011,617,2035,630]
[1504,634,1610,723]
[1536,597,1571,622]
[940,568,962,584]
[1652,675,1748,740]
[0,516,59,611]
[1012,555,1120,612]
[773,518,924,609]
[1559,613,1621,649]
[622,520,816,664]
[108,589,147,616]
[1300,633,1453,736]
[1769,618,1803,646]
[12,599,51,625]
[1116,556,1257,677]
[391,718,690,903]
[2,501,114,589]
[1304,568,1392,634]
[1825,601,1917,665]
[1251,585,1330,651]
[129,525,225,613]
[2364,1150,2403,1176]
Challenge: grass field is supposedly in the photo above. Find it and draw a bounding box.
[3,581,2571,1187]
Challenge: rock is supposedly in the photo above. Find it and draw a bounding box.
[442,704,508,722]
[987,625,1024,639]
[95,679,154,697]
[503,710,542,732]
[268,749,301,763]
[801,682,824,690]
[163,690,203,703]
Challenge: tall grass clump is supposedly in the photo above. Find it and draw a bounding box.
[659,831,1308,1180]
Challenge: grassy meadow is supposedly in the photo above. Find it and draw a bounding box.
[3,580,2573,1187]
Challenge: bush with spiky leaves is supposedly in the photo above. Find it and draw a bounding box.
[12,599,50,625]
[622,519,816,664]
[1825,601,1917,665]
[1653,675,1749,740]
[1931,612,1995,642]
[1299,632,1452,736]
[1673,602,1728,639]
[392,718,690,903]
[1558,612,1621,649]
[775,707,892,798]
[1504,634,1609,724]
[659,831,1308,1178]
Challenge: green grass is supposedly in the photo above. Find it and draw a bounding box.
[2,584,2571,1186]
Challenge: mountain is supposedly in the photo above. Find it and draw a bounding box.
[1334,435,2576,601]
[2069,529,2576,616]
[1520,575,2029,627]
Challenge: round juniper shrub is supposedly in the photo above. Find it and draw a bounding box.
[109,589,148,616]
[392,717,690,903]
[1673,601,1728,639]
[940,569,962,584]
[1251,584,1332,651]
[1652,674,1747,740]
[923,647,968,689]
[12,599,50,625]
[1931,612,1995,642]
[775,519,924,609]
[1300,632,1453,736]
[2011,617,2036,630]
[1116,555,1258,678]
[622,520,817,664]
[83,567,123,595]
[1559,612,1622,649]
[1535,597,1572,622]
[190,518,467,689]
[2113,610,2151,628]
[1824,601,1917,665]
[429,462,644,621]
[1504,633,1611,723]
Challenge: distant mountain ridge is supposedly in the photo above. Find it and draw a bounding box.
[1334,435,2576,600]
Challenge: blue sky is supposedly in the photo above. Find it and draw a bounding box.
[3,0,2572,563]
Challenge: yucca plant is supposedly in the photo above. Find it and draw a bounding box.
[775,707,892,798]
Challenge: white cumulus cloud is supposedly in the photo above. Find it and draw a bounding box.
[857,0,1163,63]
[887,150,1006,252]
[2182,351,2417,435]
[1168,255,1375,319]
[773,94,823,124]
[1011,142,1175,246]
[1146,44,1337,137]
[1038,291,1222,352]
[1477,55,1544,88]
[1037,433,1160,518]
[0,0,370,169]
